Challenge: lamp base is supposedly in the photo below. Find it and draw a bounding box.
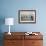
[8,32,11,35]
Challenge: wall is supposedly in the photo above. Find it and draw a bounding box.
[0,0,46,32]
[0,0,46,46]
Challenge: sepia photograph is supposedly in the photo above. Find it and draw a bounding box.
[18,10,36,23]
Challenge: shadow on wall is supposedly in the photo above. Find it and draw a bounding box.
[0,16,5,46]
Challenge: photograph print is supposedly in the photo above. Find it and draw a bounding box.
[18,10,36,24]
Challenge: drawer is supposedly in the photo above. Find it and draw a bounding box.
[32,40,43,46]
[25,35,43,40]
[4,40,24,46]
[4,35,24,40]
[4,40,16,46]
[24,40,43,46]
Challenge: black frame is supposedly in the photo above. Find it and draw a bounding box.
[18,10,36,24]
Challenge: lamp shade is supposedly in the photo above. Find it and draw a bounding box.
[5,18,14,25]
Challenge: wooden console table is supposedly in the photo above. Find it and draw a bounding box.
[4,32,43,46]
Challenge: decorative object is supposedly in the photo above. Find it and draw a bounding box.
[18,10,36,24]
[5,18,14,35]
[25,32,38,35]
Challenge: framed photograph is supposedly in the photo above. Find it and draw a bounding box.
[18,10,36,24]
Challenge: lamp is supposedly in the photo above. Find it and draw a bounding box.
[5,18,14,35]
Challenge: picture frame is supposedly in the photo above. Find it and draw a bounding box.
[18,10,36,24]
